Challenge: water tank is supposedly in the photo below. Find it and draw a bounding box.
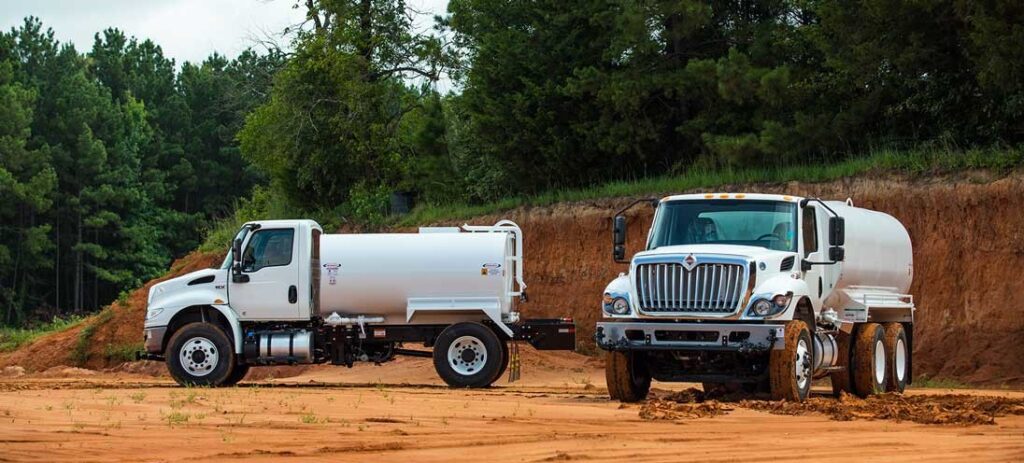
[826,200,913,294]
[318,231,515,323]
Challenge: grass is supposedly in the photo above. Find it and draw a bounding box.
[103,342,144,363]
[0,315,86,352]
[914,376,969,389]
[397,145,1023,226]
[71,309,114,366]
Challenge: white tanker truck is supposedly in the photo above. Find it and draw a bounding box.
[139,220,575,387]
[596,194,914,402]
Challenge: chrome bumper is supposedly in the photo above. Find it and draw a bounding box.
[595,321,784,352]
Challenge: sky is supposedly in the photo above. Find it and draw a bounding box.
[0,0,451,66]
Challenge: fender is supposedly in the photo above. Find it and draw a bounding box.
[146,283,243,353]
[742,273,813,321]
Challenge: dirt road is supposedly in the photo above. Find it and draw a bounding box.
[1,355,1022,462]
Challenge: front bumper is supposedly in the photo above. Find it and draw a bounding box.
[595,321,784,353]
[143,326,167,354]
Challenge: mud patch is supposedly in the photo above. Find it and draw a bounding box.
[640,389,1024,426]
[639,388,731,420]
[741,393,1024,426]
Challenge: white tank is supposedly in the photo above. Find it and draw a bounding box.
[317,230,517,323]
[825,200,913,294]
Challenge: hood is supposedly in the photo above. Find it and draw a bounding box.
[635,244,794,263]
[148,267,224,307]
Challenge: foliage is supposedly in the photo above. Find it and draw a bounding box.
[0,18,279,327]
[0,314,84,352]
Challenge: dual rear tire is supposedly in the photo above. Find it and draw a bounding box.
[831,322,908,397]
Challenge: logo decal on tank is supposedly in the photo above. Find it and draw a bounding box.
[481,263,503,277]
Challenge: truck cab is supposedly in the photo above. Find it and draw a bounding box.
[597,194,914,402]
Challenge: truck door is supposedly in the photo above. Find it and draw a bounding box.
[800,205,826,309]
[229,226,301,320]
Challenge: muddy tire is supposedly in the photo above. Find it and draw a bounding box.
[166,322,237,387]
[769,320,812,402]
[830,329,854,397]
[851,323,887,397]
[490,340,510,384]
[433,322,504,388]
[222,363,250,386]
[883,323,909,393]
[605,351,650,402]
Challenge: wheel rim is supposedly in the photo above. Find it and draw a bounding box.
[873,339,886,385]
[447,335,487,376]
[795,338,811,390]
[180,337,218,377]
[895,337,907,382]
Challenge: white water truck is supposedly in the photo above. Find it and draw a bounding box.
[138,220,575,387]
[596,194,914,402]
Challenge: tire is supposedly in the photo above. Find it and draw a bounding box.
[605,351,650,402]
[490,339,510,384]
[222,363,250,386]
[851,323,887,397]
[433,322,504,388]
[882,323,909,393]
[769,320,812,402]
[830,329,854,397]
[166,322,237,387]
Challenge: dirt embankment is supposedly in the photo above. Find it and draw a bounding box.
[3,171,1023,386]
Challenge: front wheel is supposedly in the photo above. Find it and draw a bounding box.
[166,322,237,387]
[433,322,504,388]
[605,351,650,402]
[769,320,812,402]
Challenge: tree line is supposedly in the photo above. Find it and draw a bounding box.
[3,1,1023,326]
[0,18,280,325]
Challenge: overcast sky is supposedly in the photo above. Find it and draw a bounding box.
[0,0,450,66]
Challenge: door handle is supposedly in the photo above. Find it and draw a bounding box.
[288,285,297,304]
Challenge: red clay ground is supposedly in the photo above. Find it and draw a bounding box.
[1,350,1022,463]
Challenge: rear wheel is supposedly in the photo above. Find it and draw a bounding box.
[852,323,887,397]
[433,322,504,388]
[769,320,813,402]
[166,322,237,387]
[883,323,908,393]
[605,351,650,402]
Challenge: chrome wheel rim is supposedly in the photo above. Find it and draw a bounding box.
[795,338,811,390]
[873,339,886,385]
[448,335,487,376]
[180,337,218,377]
[895,338,907,383]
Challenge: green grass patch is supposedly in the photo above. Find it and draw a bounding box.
[397,145,1023,226]
[71,309,114,366]
[913,376,970,389]
[103,342,144,363]
[0,315,86,352]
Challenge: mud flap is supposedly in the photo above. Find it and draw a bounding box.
[508,340,521,383]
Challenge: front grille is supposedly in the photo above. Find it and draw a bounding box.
[635,262,747,315]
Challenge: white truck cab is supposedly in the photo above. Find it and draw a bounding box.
[597,194,914,402]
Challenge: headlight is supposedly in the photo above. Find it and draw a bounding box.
[751,299,774,316]
[611,298,630,315]
[145,308,164,320]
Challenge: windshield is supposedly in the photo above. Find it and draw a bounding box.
[219,225,251,269]
[647,200,797,252]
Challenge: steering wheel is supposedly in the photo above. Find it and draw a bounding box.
[756,233,782,241]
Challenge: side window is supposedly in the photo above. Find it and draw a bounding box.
[802,207,818,257]
[242,229,294,272]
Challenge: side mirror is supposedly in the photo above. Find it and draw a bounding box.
[829,216,845,246]
[231,238,249,283]
[829,246,845,262]
[612,215,626,262]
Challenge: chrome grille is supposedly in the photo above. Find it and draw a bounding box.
[636,263,747,314]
